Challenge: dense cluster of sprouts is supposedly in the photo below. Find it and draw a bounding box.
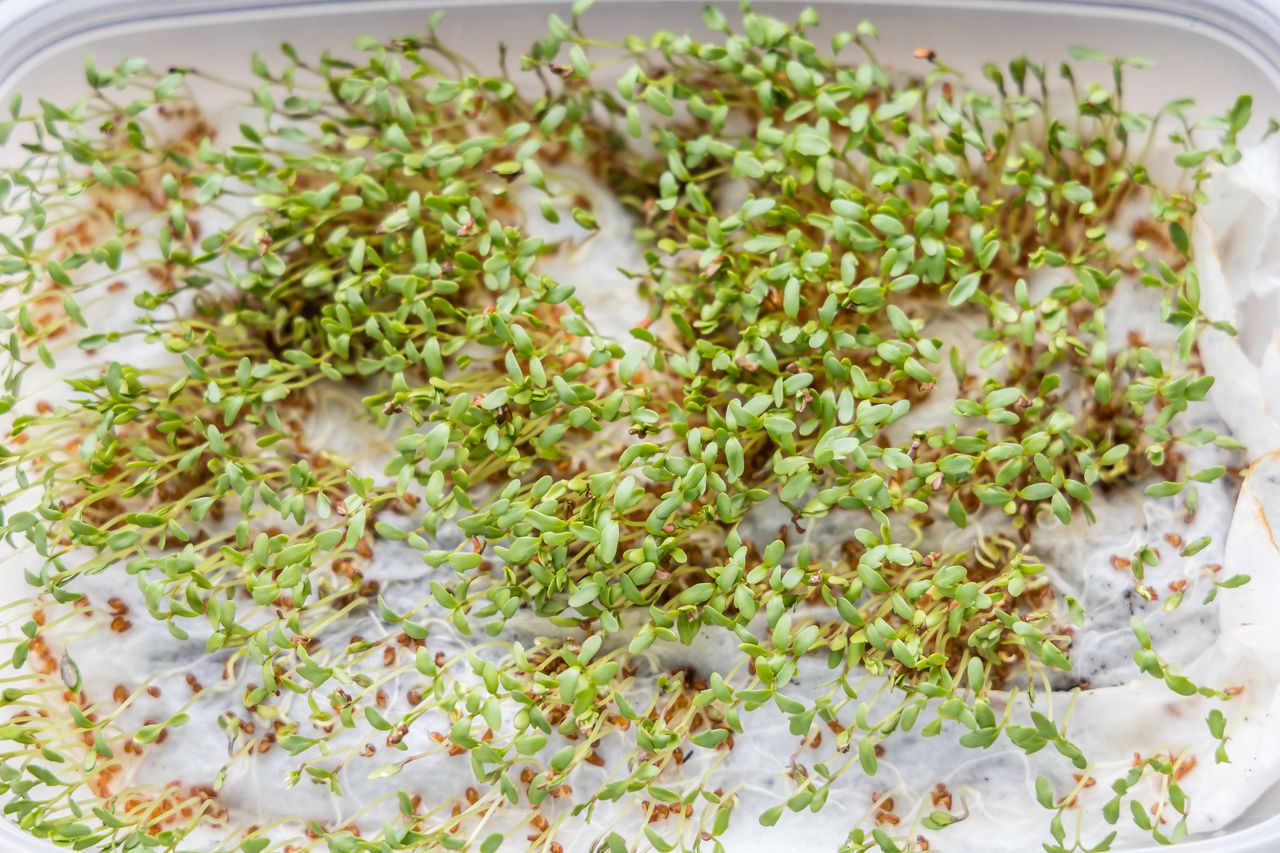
[0,3,1268,852]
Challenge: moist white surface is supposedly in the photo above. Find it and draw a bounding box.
[4,51,1280,853]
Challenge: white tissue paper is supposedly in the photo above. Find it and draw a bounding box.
[11,128,1280,853]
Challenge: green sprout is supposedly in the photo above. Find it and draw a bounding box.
[0,3,1261,852]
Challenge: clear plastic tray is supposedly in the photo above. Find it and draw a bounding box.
[0,1,1277,850]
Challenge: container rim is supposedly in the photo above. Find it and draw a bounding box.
[0,0,1278,99]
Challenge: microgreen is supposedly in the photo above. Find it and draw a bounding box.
[0,4,1262,852]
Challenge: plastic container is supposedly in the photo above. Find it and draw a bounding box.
[0,0,1276,850]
